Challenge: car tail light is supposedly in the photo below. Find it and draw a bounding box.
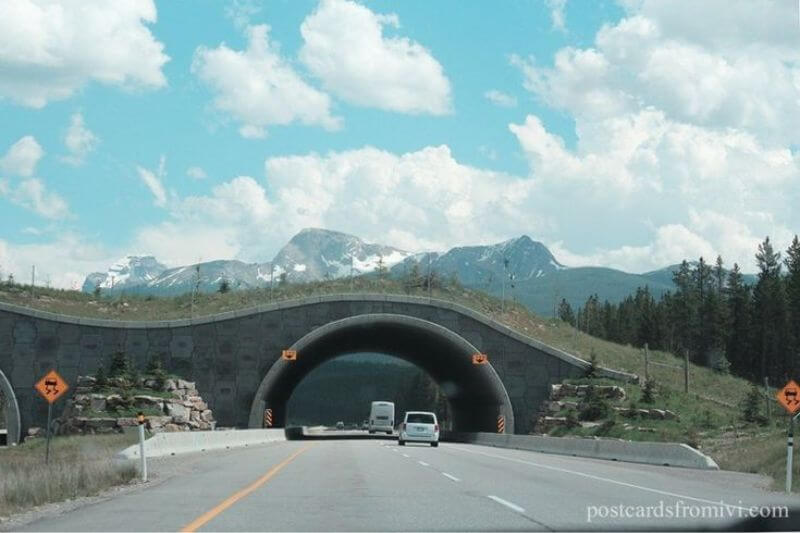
[434,424,439,432]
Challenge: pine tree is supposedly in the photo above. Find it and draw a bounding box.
[218,278,231,293]
[785,235,800,378]
[558,298,576,326]
[725,263,752,377]
[641,376,657,404]
[108,350,129,379]
[753,237,789,382]
[94,365,107,390]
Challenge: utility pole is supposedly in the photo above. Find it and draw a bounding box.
[31,265,35,298]
[270,262,275,301]
[427,253,433,299]
[350,254,354,291]
[684,348,690,394]
[502,257,509,314]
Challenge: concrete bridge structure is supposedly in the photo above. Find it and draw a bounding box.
[0,294,632,444]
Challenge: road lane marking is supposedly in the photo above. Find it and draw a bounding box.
[488,495,526,514]
[402,453,410,458]
[418,461,429,466]
[449,445,752,512]
[442,472,460,482]
[180,444,313,532]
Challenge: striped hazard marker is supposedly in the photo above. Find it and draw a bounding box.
[264,408,273,428]
[497,414,505,434]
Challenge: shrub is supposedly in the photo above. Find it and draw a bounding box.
[108,350,129,379]
[584,349,598,378]
[579,387,611,421]
[742,385,767,425]
[93,366,107,390]
[641,376,657,404]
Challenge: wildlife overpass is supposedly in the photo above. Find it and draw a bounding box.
[0,294,630,442]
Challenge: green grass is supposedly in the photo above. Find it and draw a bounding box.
[0,433,138,517]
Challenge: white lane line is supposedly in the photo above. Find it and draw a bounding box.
[488,495,526,514]
[450,445,751,512]
[442,472,460,482]
[418,461,429,466]
[402,453,410,458]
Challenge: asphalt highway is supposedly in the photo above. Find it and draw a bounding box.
[18,439,800,531]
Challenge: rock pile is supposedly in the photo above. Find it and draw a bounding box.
[55,376,216,435]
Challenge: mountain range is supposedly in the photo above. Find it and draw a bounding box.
[82,228,755,316]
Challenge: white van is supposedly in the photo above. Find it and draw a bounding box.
[368,401,395,434]
[398,411,439,447]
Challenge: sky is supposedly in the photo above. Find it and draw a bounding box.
[1,0,799,289]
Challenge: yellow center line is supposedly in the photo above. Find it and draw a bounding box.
[180,444,313,532]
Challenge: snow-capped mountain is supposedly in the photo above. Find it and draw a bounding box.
[79,228,687,316]
[390,235,565,287]
[270,228,412,283]
[81,255,167,292]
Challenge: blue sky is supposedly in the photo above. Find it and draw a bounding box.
[1,0,798,288]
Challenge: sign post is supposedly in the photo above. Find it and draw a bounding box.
[137,412,148,482]
[776,380,800,493]
[34,369,69,465]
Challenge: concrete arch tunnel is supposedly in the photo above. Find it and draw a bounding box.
[0,367,21,445]
[0,294,636,437]
[248,314,514,433]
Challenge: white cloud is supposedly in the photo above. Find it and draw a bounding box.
[127,145,541,267]
[0,0,169,108]
[136,156,167,207]
[513,1,800,144]
[192,24,341,137]
[504,0,800,273]
[546,0,567,32]
[0,234,115,290]
[0,136,44,177]
[1,178,70,219]
[61,113,98,165]
[186,166,207,180]
[299,0,452,115]
[484,90,517,108]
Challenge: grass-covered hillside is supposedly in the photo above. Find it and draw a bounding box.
[0,277,794,488]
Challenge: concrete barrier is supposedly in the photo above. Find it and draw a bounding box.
[116,428,286,459]
[444,432,719,470]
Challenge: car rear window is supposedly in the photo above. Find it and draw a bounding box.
[376,415,389,420]
[406,413,435,424]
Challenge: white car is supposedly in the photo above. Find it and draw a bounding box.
[398,411,439,447]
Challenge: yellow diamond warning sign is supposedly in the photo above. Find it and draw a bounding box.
[34,369,69,404]
[777,380,800,415]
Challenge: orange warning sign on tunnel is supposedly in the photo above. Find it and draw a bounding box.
[34,369,69,404]
[282,350,297,361]
[472,353,488,365]
[777,380,800,415]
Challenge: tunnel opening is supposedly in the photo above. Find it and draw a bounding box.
[249,314,514,433]
[285,353,453,430]
[0,368,20,446]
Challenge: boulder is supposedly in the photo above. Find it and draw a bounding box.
[89,394,107,412]
[200,410,214,422]
[146,416,172,431]
[176,379,195,390]
[77,376,97,388]
[133,395,164,410]
[85,417,118,429]
[548,401,563,413]
[663,409,678,420]
[117,417,139,427]
[165,402,191,422]
[649,409,666,420]
[550,384,563,399]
